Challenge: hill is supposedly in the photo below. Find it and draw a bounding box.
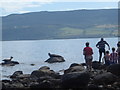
[2,9,118,41]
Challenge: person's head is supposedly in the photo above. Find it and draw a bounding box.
[86,42,89,47]
[117,41,120,47]
[112,47,115,52]
[101,38,104,41]
[10,56,13,59]
[105,51,109,54]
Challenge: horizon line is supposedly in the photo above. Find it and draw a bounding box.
[1,8,118,17]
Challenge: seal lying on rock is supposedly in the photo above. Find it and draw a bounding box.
[2,56,13,62]
[45,53,65,63]
[1,56,19,66]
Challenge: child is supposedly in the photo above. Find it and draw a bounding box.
[103,51,110,66]
[110,47,118,64]
[83,42,93,71]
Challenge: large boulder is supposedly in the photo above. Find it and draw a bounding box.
[64,63,85,74]
[93,72,118,85]
[61,71,90,88]
[30,66,60,79]
[1,61,19,66]
[92,61,102,69]
[10,71,23,78]
[107,64,120,76]
[45,53,65,63]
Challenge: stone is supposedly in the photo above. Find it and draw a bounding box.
[93,72,118,85]
[61,71,90,88]
[1,61,19,66]
[10,71,23,78]
[30,67,60,79]
[92,61,101,69]
[64,64,85,74]
[107,64,120,76]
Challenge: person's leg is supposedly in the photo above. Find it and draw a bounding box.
[85,57,88,69]
[99,49,102,63]
[103,49,105,55]
[89,60,92,71]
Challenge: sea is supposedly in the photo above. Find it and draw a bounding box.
[0,37,118,80]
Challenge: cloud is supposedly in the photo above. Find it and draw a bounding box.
[0,0,119,16]
[53,0,119,2]
[0,0,55,16]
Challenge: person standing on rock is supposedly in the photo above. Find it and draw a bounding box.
[83,42,93,71]
[96,38,110,63]
[103,51,110,66]
[110,47,118,64]
[117,41,120,64]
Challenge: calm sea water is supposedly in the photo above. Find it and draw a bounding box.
[0,38,118,80]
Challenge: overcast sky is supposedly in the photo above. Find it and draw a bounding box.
[0,0,119,16]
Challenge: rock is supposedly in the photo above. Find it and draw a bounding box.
[39,66,50,70]
[30,66,60,79]
[61,71,90,88]
[107,64,120,76]
[30,64,35,66]
[93,72,118,85]
[38,80,54,88]
[11,82,24,88]
[30,80,54,88]
[10,71,23,78]
[92,61,102,69]
[45,53,65,63]
[69,63,81,68]
[64,64,85,74]
[1,61,19,66]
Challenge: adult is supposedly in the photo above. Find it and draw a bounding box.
[83,42,93,71]
[96,38,110,63]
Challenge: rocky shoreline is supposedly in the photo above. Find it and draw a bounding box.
[1,61,120,90]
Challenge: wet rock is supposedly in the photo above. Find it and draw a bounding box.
[64,63,85,74]
[107,64,120,76]
[45,53,65,63]
[93,72,118,85]
[30,66,60,79]
[1,61,19,66]
[61,71,90,88]
[11,82,24,88]
[10,71,23,78]
[39,66,50,70]
[92,61,102,69]
[69,63,80,67]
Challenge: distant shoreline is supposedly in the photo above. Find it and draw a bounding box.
[1,36,118,41]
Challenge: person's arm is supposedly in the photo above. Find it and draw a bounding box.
[83,48,86,55]
[96,42,99,49]
[91,48,93,55]
[105,41,110,50]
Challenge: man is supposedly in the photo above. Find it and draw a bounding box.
[83,42,93,71]
[96,38,110,63]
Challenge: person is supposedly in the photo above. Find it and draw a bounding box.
[117,41,120,64]
[110,47,118,64]
[96,38,110,63]
[83,42,93,71]
[103,51,110,66]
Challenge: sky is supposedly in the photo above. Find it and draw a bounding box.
[0,0,119,16]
